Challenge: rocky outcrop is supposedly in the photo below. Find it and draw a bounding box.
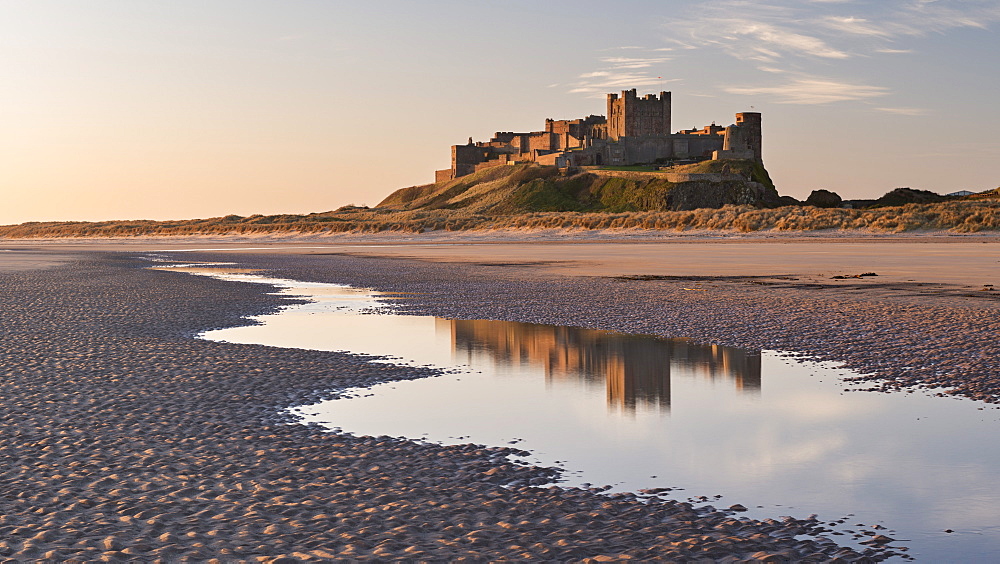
[871,188,946,207]
[805,189,843,208]
[665,180,780,211]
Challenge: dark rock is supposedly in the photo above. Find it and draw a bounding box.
[805,189,843,208]
[665,180,780,211]
[872,187,945,207]
[844,188,947,209]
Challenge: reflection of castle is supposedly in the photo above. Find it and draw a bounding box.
[445,319,761,412]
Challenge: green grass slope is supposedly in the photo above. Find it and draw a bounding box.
[377,161,780,214]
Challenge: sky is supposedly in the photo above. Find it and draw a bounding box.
[2,0,999,224]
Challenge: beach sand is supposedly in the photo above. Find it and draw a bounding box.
[0,248,77,271]
[3,232,995,560]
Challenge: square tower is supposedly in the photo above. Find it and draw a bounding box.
[734,112,762,162]
[606,89,672,141]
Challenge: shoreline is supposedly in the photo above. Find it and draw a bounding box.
[0,251,890,561]
[4,226,1000,247]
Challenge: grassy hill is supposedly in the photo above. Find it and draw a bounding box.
[378,160,780,214]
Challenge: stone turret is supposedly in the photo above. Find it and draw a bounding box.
[733,112,762,162]
[714,112,763,162]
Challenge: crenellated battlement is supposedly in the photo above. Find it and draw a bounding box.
[607,89,668,102]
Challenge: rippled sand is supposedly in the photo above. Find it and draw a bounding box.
[0,247,901,561]
[7,232,996,560]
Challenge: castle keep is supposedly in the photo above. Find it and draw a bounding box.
[436,89,762,182]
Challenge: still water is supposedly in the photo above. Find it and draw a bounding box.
[164,263,1000,561]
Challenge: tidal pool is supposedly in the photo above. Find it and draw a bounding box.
[164,263,1000,562]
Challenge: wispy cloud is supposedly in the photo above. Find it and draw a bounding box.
[600,45,647,51]
[569,52,676,97]
[600,56,672,69]
[729,21,850,61]
[902,0,1000,32]
[569,73,678,97]
[725,76,890,104]
[665,0,1000,63]
[655,1,1000,108]
[819,16,893,38]
[874,106,930,116]
[572,1,999,108]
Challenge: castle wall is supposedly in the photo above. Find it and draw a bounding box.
[554,144,607,167]
[587,169,747,183]
[491,132,521,144]
[455,163,478,177]
[673,133,725,160]
[545,121,581,151]
[678,124,726,136]
[671,138,690,159]
[451,143,492,178]
[535,152,561,166]
[546,119,573,135]
[522,132,556,153]
[619,137,674,165]
[452,144,490,169]
[562,134,585,150]
[712,148,755,160]
[438,92,760,181]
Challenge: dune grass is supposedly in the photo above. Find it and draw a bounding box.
[3,199,1000,238]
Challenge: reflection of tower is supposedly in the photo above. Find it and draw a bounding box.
[447,319,761,412]
[727,348,761,392]
[605,338,672,412]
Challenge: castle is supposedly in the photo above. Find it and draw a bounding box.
[436,89,762,182]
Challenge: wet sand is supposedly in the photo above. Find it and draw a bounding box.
[0,248,77,271]
[0,248,895,561]
[279,236,1000,288]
